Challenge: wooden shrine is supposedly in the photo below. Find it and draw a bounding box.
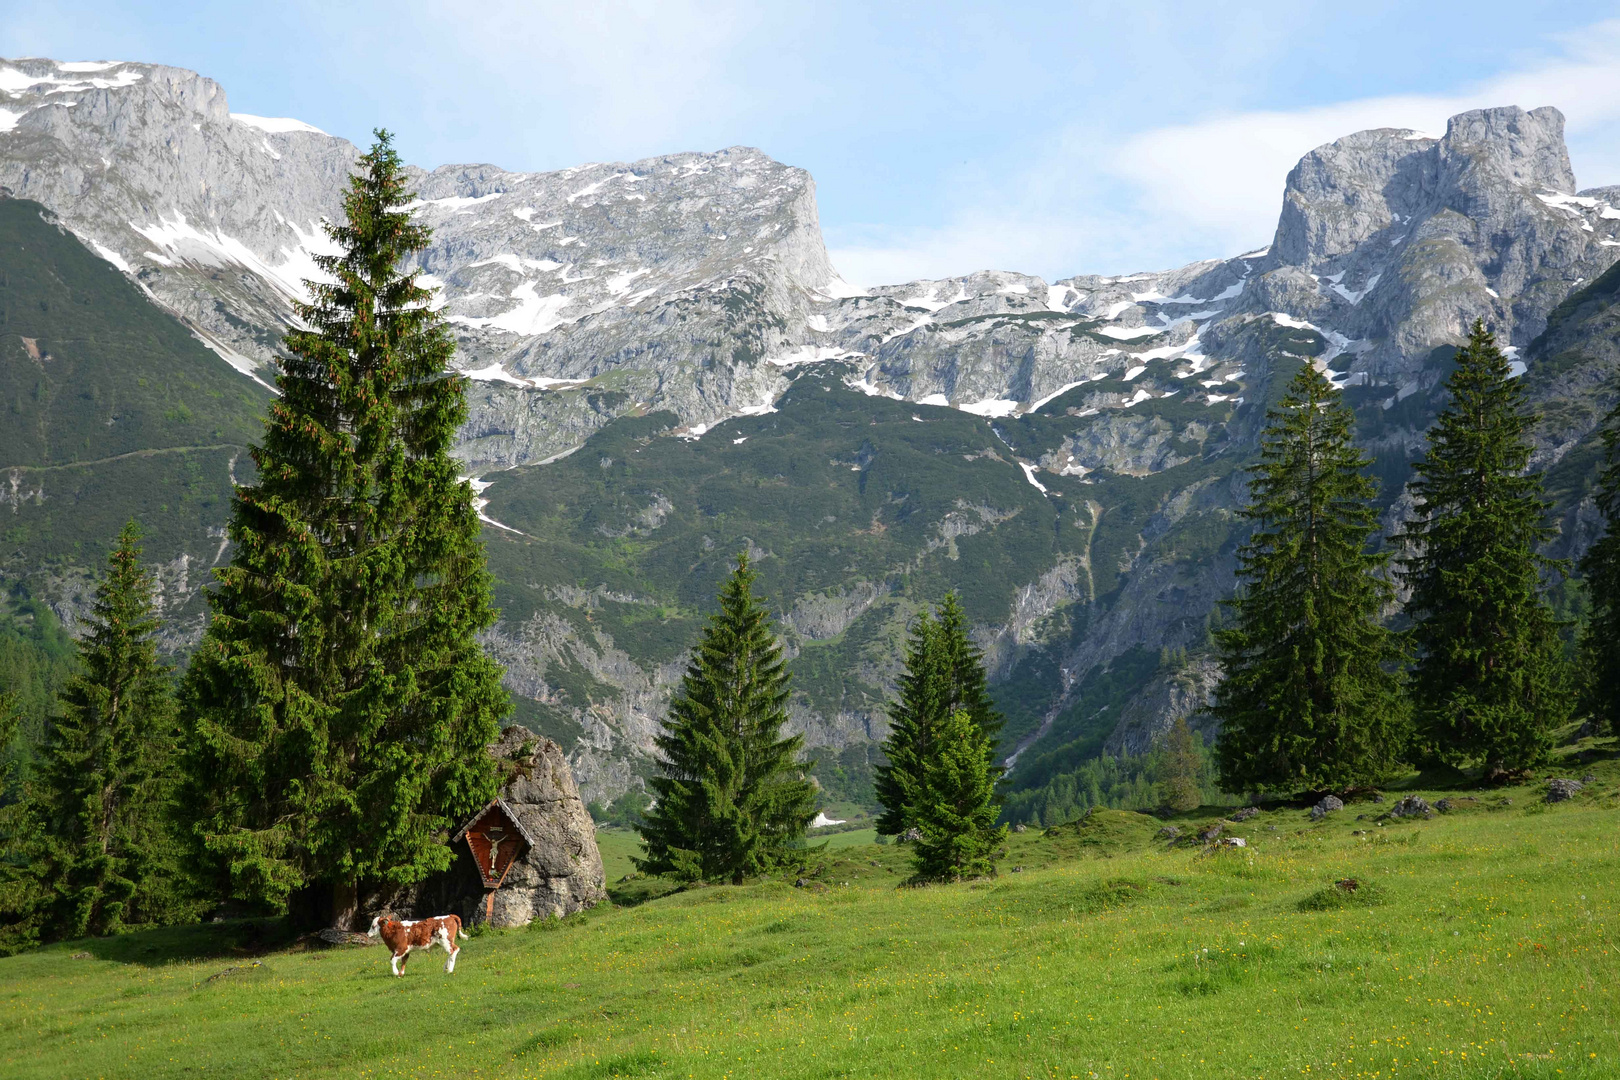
[452,798,536,920]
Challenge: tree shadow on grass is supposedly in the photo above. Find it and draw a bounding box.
[72,917,301,967]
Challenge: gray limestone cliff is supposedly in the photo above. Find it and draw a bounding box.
[5,53,1619,805]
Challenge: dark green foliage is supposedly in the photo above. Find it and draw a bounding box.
[1160,716,1202,813]
[1579,385,1620,734]
[874,610,942,837]
[1,523,194,952]
[181,133,507,925]
[873,593,1004,835]
[1400,321,1570,774]
[909,709,1006,882]
[636,554,816,884]
[0,592,79,790]
[1215,363,1407,794]
[1000,724,1230,827]
[0,687,17,818]
[937,594,1004,750]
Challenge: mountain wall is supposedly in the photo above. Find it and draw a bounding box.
[3,57,1617,811]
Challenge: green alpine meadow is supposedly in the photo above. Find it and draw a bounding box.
[4,20,1620,1080]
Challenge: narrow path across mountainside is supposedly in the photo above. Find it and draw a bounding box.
[0,443,249,473]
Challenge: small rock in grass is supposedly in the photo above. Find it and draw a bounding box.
[1309,795,1344,821]
[1013,823,1027,833]
[1335,878,1359,893]
[1372,793,1385,804]
[1157,825,1182,840]
[1546,778,1584,803]
[1010,866,1023,873]
[1218,837,1247,848]
[1581,774,1597,784]
[1435,798,1451,813]
[1389,795,1432,818]
[1198,823,1224,842]
[1229,806,1259,822]
[71,951,91,960]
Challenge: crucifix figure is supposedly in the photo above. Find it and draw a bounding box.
[484,826,506,877]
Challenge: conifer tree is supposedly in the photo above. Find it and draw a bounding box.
[637,554,815,884]
[1400,321,1569,775]
[181,133,507,927]
[874,593,1004,835]
[910,709,1005,882]
[873,610,942,836]
[1,523,189,947]
[1159,716,1202,813]
[1578,387,1620,734]
[1215,363,1407,794]
[935,594,1004,751]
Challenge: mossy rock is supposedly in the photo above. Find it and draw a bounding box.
[1298,879,1387,911]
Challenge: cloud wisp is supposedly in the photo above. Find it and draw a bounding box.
[828,18,1620,288]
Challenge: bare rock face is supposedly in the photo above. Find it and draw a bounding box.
[475,727,607,926]
[383,726,607,927]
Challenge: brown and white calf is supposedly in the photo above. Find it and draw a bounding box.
[367,914,466,977]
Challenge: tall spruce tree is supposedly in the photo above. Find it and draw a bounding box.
[910,709,1005,882]
[181,133,507,927]
[874,593,1003,835]
[0,523,189,947]
[637,554,816,884]
[1214,363,1407,794]
[873,610,943,836]
[1400,320,1569,775]
[1578,385,1620,734]
[935,594,1004,752]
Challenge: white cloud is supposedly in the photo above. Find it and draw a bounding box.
[829,18,1620,288]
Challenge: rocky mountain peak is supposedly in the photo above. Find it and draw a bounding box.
[1442,105,1574,194]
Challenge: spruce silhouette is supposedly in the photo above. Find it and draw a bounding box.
[1215,363,1406,794]
[181,133,507,926]
[637,554,815,884]
[1400,321,1569,775]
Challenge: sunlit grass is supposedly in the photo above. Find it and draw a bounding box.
[3,757,1617,1079]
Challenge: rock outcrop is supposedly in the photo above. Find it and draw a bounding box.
[471,727,607,926]
[388,727,606,927]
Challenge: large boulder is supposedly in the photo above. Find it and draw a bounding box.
[473,727,607,927]
[374,726,606,928]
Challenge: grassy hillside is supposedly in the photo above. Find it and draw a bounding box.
[4,742,1616,1079]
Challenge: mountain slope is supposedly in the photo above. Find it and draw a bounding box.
[0,195,270,643]
[4,55,1619,811]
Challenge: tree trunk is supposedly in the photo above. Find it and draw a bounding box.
[329,879,359,931]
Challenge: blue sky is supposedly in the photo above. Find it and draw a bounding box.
[8,1,1620,285]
